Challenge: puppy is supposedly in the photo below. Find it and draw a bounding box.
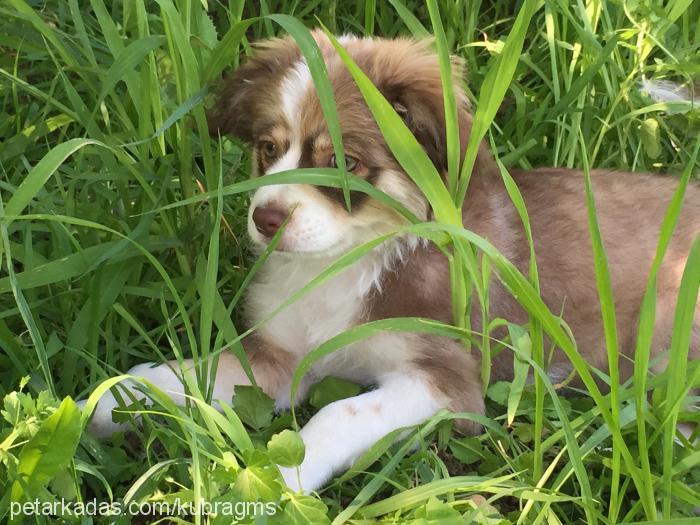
[82,33,700,492]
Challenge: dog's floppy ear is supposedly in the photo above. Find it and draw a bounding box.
[385,88,473,174]
[372,43,490,175]
[208,37,300,142]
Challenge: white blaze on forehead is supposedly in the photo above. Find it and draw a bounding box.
[251,58,312,218]
[266,143,302,175]
[281,59,313,130]
[260,59,312,178]
[248,56,356,254]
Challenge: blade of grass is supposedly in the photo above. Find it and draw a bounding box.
[494,154,545,480]
[4,138,101,221]
[0,199,54,396]
[404,221,650,509]
[579,132,623,522]
[152,167,420,224]
[426,0,460,197]
[661,235,700,517]
[387,0,430,38]
[456,0,540,204]
[322,28,460,226]
[632,138,700,520]
[197,154,225,386]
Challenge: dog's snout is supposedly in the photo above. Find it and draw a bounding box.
[252,205,287,237]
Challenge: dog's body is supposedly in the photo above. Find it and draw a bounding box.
[83,33,700,492]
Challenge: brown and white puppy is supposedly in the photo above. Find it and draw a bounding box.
[83,33,700,492]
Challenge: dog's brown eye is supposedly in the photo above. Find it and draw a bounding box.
[330,154,359,172]
[260,141,277,159]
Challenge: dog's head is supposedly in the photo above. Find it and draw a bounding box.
[210,32,487,255]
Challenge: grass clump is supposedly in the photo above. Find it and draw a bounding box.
[1,1,699,524]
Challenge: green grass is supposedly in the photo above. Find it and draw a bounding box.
[1,0,699,524]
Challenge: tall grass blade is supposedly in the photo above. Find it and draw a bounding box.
[267,15,352,209]
[580,134,623,522]
[4,139,101,221]
[633,138,700,519]
[426,0,460,197]
[387,0,430,38]
[662,235,700,517]
[323,29,460,225]
[456,0,540,204]
[495,156,545,479]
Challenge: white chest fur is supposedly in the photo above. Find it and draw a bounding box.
[245,252,378,354]
[245,246,420,388]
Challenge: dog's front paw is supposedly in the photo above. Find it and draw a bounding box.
[278,461,332,494]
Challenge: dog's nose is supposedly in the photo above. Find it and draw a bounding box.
[252,205,287,237]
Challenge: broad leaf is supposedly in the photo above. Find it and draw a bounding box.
[10,397,81,502]
[268,430,305,468]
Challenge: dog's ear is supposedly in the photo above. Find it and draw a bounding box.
[372,45,491,176]
[386,93,472,174]
[208,38,300,142]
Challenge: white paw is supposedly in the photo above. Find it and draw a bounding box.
[279,466,302,492]
[278,461,332,494]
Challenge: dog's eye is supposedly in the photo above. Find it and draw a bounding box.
[330,154,359,172]
[259,141,277,159]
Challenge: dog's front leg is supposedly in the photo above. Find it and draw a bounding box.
[279,373,446,492]
[81,337,296,437]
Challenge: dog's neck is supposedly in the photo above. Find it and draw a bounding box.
[261,235,418,294]
[245,237,417,356]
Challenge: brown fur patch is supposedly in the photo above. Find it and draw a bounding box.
[208,37,300,142]
[243,334,297,398]
[413,335,484,435]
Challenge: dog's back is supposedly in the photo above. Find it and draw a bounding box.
[468,167,700,378]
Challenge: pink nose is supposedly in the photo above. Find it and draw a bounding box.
[252,205,287,237]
